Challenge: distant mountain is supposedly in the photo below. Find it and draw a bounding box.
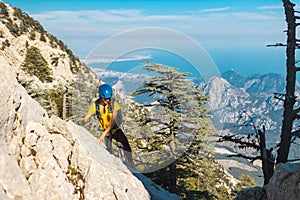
[221,70,247,88]
[244,73,286,93]
[222,70,287,93]
[207,70,300,160]
[201,70,298,185]
[206,71,284,137]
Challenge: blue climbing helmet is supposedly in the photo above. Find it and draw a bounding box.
[98,84,113,99]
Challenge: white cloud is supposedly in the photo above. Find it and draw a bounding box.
[221,12,281,20]
[257,5,283,10]
[199,7,231,13]
[32,9,190,23]
[32,8,281,29]
[30,8,285,58]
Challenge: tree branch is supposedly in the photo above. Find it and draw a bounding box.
[266,43,287,47]
[274,92,285,101]
[288,158,300,162]
[227,153,261,163]
[218,135,260,150]
[274,96,285,101]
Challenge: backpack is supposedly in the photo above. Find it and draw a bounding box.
[95,98,123,128]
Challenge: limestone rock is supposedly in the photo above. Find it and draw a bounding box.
[0,57,151,200]
[235,162,300,200]
[264,162,300,200]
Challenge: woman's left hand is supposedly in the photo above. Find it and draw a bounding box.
[99,133,105,143]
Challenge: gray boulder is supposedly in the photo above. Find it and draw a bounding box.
[235,162,300,200]
[264,162,300,200]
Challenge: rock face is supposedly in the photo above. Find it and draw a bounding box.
[235,162,300,200]
[0,58,150,200]
[0,3,181,199]
[234,187,264,200]
[264,162,300,200]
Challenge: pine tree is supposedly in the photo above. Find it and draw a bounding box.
[21,46,53,83]
[132,62,213,194]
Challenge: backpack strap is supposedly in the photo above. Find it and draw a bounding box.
[95,98,101,121]
[95,98,115,119]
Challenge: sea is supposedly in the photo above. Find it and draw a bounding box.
[87,48,204,79]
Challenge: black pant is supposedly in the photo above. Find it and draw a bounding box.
[105,129,134,165]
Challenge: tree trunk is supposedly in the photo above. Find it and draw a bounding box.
[258,129,274,184]
[277,0,297,164]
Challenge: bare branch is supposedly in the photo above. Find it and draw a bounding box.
[218,134,260,150]
[274,95,285,101]
[266,43,287,47]
[288,158,300,162]
[227,153,261,163]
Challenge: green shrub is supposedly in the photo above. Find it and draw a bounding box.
[6,18,20,37]
[233,174,256,193]
[40,33,46,42]
[0,2,9,17]
[21,46,53,83]
[1,39,10,50]
[13,7,45,35]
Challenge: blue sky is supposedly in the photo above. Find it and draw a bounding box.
[3,0,294,76]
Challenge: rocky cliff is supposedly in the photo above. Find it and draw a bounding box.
[0,55,150,199]
[0,1,181,199]
[0,53,182,200]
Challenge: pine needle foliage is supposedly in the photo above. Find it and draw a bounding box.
[131,62,234,198]
[132,62,211,147]
[21,46,53,83]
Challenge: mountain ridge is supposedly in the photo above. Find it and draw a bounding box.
[221,69,287,93]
